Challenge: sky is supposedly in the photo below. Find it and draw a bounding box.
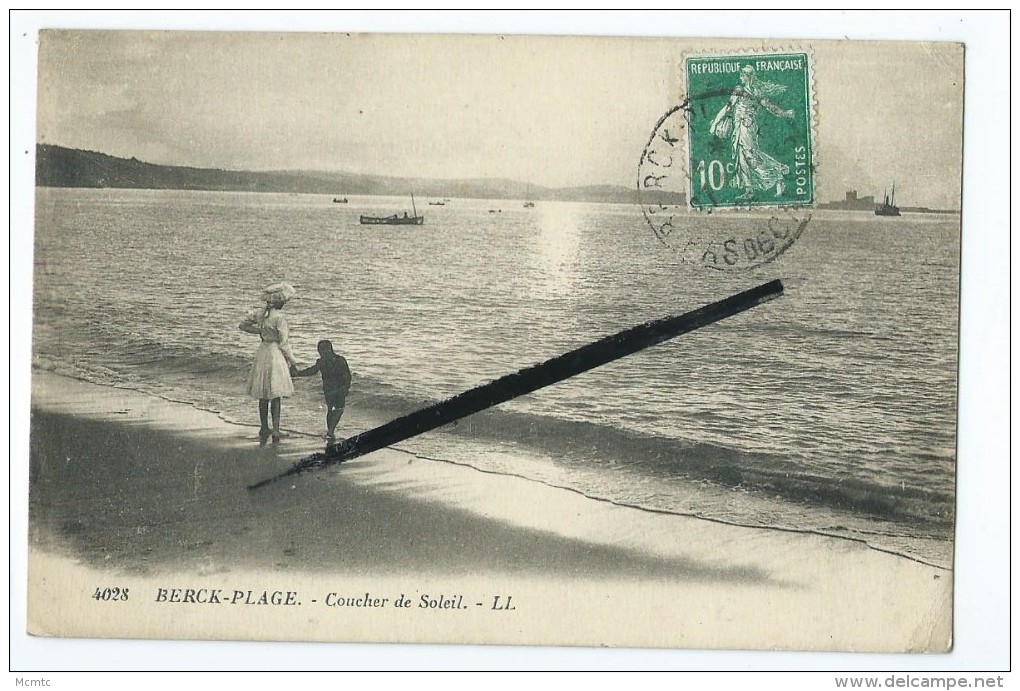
[34,28,965,208]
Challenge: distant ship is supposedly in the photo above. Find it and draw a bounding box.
[428,201,445,206]
[523,201,535,208]
[875,184,901,217]
[332,196,348,204]
[359,194,424,225]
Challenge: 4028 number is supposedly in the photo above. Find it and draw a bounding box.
[92,587,129,601]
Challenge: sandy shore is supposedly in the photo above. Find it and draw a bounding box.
[26,372,951,651]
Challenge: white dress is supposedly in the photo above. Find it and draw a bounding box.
[711,84,790,194]
[241,308,295,400]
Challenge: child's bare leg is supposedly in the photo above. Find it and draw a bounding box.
[323,408,333,439]
[270,397,282,440]
[258,399,270,433]
[326,405,343,438]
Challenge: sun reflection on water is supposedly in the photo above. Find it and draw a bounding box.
[528,202,583,300]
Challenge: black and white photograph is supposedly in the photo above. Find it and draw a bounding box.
[10,11,1010,673]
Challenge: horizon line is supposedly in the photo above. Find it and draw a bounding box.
[35,142,961,210]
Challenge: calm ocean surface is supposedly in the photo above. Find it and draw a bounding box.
[32,188,960,566]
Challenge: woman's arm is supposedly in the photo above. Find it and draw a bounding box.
[760,98,794,118]
[276,316,297,368]
[238,309,262,334]
[711,96,735,128]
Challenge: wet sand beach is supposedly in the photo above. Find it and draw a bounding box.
[28,372,951,651]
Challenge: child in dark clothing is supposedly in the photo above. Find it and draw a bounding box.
[292,339,352,441]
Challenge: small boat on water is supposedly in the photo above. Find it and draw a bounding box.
[875,184,901,217]
[523,201,535,208]
[359,194,424,225]
[333,196,348,204]
[359,213,424,225]
[428,201,445,206]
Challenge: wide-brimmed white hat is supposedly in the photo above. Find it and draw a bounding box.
[262,282,297,305]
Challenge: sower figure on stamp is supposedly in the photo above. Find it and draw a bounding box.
[292,339,352,442]
[239,282,298,444]
[710,65,795,201]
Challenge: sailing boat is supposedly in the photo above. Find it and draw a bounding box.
[875,183,901,217]
[360,193,425,225]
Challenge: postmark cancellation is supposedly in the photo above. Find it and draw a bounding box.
[639,49,816,270]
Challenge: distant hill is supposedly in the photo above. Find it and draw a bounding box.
[35,144,685,206]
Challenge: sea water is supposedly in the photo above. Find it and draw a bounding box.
[31,188,959,567]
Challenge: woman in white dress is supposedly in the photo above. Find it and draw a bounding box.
[710,66,795,201]
[239,282,298,442]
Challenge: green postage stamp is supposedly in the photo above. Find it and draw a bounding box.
[685,52,814,209]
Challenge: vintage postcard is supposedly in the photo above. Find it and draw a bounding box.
[26,31,963,653]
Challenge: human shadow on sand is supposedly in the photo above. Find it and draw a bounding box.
[30,409,780,586]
